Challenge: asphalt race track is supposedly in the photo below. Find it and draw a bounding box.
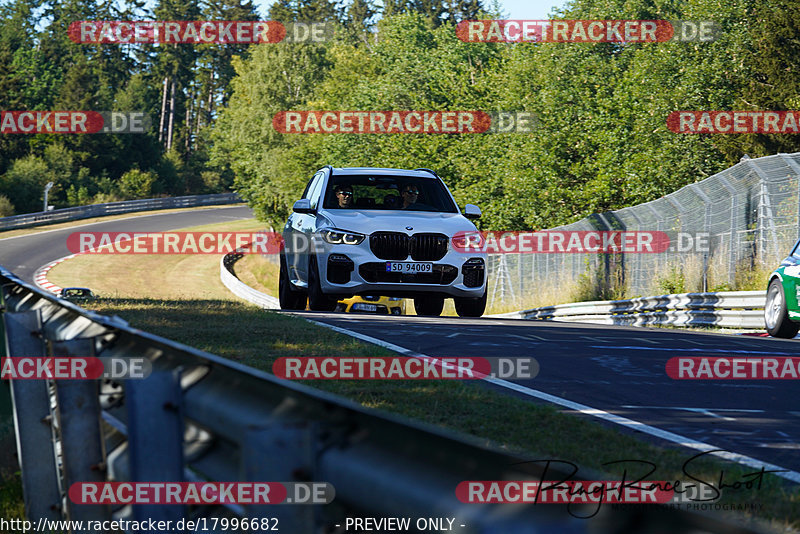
[302,312,800,480]
[2,206,799,484]
[0,205,254,281]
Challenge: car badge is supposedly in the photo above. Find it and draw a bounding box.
[406,226,413,230]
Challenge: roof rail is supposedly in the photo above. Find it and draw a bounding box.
[414,168,439,178]
[322,164,334,177]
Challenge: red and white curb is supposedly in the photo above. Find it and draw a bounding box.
[34,254,76,294]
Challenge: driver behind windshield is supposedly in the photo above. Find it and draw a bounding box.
[335,185,354,208]
[401,184,420,209]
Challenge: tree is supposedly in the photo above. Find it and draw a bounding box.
[152,0,201,153]
[712,0,800,160]
[119,168,158,198]
[210,39,333,224]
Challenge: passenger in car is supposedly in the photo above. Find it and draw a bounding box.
[335,185,354,208]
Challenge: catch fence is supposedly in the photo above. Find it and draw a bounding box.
[487,153,800,309]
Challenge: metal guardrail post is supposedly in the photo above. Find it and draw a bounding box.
[126,370,186,524]
[749,161,781,263]
[689,184,712,292]
[2,309,62,521]
[716,176,740,286]
[241,423,316,530]
[51,339,111,527]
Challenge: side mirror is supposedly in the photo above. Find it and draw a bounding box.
[292,199,315,214]
[464,204,481,219]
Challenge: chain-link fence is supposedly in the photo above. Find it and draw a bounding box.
[487,152,800,311]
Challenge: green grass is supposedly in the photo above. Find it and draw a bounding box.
[47,218,267,301]
[0,472,24,521]
[81,297,799,530]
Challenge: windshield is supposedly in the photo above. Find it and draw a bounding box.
[323,175,458,213]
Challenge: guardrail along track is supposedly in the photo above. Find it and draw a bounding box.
[496,291,765,329]
[0,193,242,232]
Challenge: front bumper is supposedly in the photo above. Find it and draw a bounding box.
[317,241,486,298]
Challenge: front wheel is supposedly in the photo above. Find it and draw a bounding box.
[414,296,444,316]
[279,255,307,310]
[308,256,338,312]
[765,279,799,338]
[454,291,487,318]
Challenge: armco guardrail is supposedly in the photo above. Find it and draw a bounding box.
[0,193,242,231]
[220,250,280,309]
[0,265,768,533]
[496,291,765,329]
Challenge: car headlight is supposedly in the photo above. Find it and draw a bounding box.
[451,231,485,251]
[321,229,366,245]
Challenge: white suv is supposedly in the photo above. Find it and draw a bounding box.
[279,166,487,317]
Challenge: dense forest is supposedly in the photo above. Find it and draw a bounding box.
[0,0,798,230]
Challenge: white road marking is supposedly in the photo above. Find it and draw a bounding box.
[592,345,799,356]
[621,405,763,422]
[305,318,800,484]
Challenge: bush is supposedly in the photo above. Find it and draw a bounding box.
[656,265,686,295]
[571,257,627,302]
[119,169,157,199]
[92,192,123,204]
[0,156,50,214]
[0,195,14,217]
[66,186,92,206]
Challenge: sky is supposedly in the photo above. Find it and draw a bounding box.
[497,0,569,19]
[253,0,570,20]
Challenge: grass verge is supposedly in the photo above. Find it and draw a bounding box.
[47,219,266,301]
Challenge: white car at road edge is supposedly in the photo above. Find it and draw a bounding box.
[279,166,487,317]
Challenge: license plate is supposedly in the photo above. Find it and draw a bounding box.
[353,303,378,312]
[385,262,433,273]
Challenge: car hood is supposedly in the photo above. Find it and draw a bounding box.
[318,210,478,234]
